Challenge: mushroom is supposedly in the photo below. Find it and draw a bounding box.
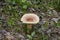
[5,32,12,40]
[21,13,39,34]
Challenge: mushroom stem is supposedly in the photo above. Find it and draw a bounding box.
[27,24,32,34]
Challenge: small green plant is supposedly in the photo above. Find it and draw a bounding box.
[27,31,35,40]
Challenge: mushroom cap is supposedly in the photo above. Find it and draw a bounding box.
[21,13,39,24]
